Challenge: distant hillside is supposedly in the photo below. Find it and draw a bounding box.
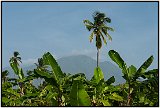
[57,55,125,84]
[3,55,125,85]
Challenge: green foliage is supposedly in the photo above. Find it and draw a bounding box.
[128,65,137,80]
[108,92,123,101]
[10,61,19,75]
[135,56,154,80]
[91,67,104,84]
[108,50,158,106]
[2,50,158,106]
[108,50,127,74]
[9,51,23,79]
[100,99,111,106]
[70,80,91,106]
[137,56,154,73]
[105,76,115,85]
[43,52,64,83]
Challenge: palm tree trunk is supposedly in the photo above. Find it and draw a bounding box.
[97,48,99,67]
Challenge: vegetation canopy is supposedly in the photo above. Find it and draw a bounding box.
[2,50,158,106]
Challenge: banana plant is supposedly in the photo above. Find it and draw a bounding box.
[35,52,65,106]
[86,67,123,106]
[9,52,24,79]
[108,50,156,106]
[9,51,25,96]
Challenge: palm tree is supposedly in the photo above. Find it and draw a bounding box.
[83,11,114,67]
[9,51,22,66]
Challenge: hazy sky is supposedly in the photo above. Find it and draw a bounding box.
[2,2,158,69]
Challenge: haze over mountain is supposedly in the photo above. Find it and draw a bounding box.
[3,55,125,85]
[57,55,125,84]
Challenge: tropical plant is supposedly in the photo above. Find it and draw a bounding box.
[9,51,25,96]
[9,51,24,79]
[85,67,123,106]
[83,11,114,67]
[108,50,158,106]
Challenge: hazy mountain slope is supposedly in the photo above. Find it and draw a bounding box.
[57,55,125,84]
[100,61,125,84]
[57,55,96,80]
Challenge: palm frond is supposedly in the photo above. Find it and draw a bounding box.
[101,28,112,41]
[84,24,94,31]
[101,25,114,32]
[9,57,14,62]
[89,32,94,42]
[38,58,43,66]
[13,51,20,57]
[17,57,21,60]
[17,57,22,63]
[98,30,107,45]
[93,11,105,21]
[84,20,94,31]
[83,20,94,26]
[92,11,100,19]
[34,63,39,67]
[106,26,114,32]
[104,17,111,23]
[106,32,112,41]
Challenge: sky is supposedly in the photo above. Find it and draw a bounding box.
[2,2,158,70]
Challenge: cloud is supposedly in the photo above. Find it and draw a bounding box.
[21,58,38,66]
[67,49,108,62]
[21,53,58,66]
[70,49,96,56]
